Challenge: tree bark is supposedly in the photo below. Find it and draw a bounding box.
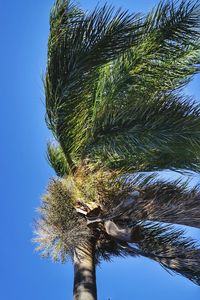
[73,239,97,300]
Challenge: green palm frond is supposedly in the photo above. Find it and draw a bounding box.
[145,0,200,41]
[47,142,70,176]
[87,0,200,122]
[90,12,200,112]
[74,0,200,173]
[45,0,200,174]
[84,92,200,173]
[45,0,142,170]
[93,42,200,105]
[125,222,200,285]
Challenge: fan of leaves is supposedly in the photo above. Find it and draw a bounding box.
[45,0,200,175]
[35,0,200,286]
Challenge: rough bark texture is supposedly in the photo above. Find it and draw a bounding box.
[73,239,97,300]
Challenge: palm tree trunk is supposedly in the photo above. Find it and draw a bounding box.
[73,239,97,300]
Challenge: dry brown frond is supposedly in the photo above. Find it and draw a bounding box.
[125,181,200,228]
[34,165,136,262]
[34,178,91,262]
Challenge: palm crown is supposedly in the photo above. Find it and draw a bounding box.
[35,0,200,294]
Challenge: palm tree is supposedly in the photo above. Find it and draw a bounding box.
[34,0,200,299]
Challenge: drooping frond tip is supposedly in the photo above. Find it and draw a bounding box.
[145,0,200,40]
[126,222,200,285]
[47,142,69,176]
[45,0,143,170]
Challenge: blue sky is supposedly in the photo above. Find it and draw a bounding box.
[0,0,200,299]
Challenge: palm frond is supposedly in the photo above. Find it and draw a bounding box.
[47,142,70,176]
[74,0,200,173]
[145,0,200,42]
[125,222,200,285]
[45,0,142,170]
[85,172,200,229]
[122,179,200,228]
[84,92,200,173]
[34,178,91,262]
[45,1,200,174]
[87,0,200,124]
[89,27,200,120]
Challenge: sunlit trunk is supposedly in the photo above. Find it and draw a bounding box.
[73,239,97,300]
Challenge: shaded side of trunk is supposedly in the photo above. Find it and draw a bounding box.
[73,239,97,300]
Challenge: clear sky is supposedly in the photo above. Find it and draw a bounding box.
[0,0,200,299]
